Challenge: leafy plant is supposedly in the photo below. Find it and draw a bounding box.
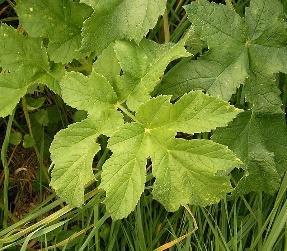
[50,38,241,219]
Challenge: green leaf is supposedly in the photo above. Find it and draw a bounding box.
[50,67,124,204]
[100,92,241,219]
[0,71,30,117]
[243,74,283,113]
[26,97,46,111]
[9,131,22,146]
[152,139,240,211]
[158,0,287,100]
[0,25,49,74]
[73,110,88,123]
[23,134,35,148]
[49,37,240,218]
[81,0,166,53]
[50,110,123,206]
[100,123,148,219]
[0,25,61,117]
[114,38,190,111]
[16,0,93,63]
[212,111,287,193]
[60,70,118,115]
[157,47,249,100]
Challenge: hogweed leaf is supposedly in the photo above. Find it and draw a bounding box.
[60,70,118,115]
[114,38,190,110]
[50,110,123,206]
[212,111,287,194]
[16,0,93,63]
[81,0,167,53]
[152,139,241,211]
[158,0,287,101]
[0,25,61,117]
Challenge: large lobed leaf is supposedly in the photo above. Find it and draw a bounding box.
[100,92,241,219]
[158,0,287,101]
[0,0,247,220]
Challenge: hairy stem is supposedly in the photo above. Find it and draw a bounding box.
[117,104,140,124]
[1,109,15,229]
[21,97,50,183]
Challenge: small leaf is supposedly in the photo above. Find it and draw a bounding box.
[26,97,46,111]
[0,71,30,117]
[73,110,88,123]
[10,131,22,146]
[23,134,35,148]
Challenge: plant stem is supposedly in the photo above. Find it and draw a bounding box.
[21,97,50,183]
[0,17,18,23]
[163,9,170,43]
[96,148,110,170]
[117,104,140,124]
[1,108,15,229]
